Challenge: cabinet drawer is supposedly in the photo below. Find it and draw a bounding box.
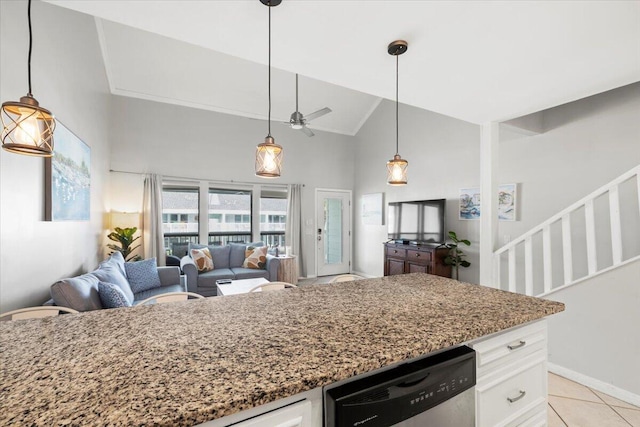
[386,247,406,258]
[476,355,546,427]
[470,320,546,378]
[508,402,547,427]
[407,249,431,263]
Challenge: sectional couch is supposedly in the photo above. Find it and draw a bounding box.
[48,252,184,311]
[181,242,280,297]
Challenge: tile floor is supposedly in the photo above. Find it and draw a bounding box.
[299,277,640,426]
[548,372,640,427]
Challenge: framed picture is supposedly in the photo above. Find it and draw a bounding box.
[498,183,517,221]
[361,192,384,225]
[459,187,480,220]
[45,121,91,221]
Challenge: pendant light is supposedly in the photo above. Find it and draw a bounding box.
[386,40,408,186]
[255,0,283,178]
[1,0,56,157]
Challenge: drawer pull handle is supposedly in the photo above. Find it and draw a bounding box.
[507,340,526,350]
[415,253,420,257]
[507,390,526,403]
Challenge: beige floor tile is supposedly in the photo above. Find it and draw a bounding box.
[548,396,630,427]
[592,389,640,410]
[613,407,640,427]
[548,403,568,427]
[548,373,602,403]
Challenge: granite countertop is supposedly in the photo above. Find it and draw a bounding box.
[0,273,564,426]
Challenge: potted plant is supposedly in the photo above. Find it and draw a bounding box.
[107,227,142,262]
[443,231,471,280]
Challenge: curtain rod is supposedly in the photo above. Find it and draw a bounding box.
[109,169,304,188]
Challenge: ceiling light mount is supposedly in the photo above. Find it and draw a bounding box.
[387,40,408,56]
[259,0,282,6]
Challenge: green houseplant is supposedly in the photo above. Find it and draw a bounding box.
[107,227,142,262]
[443,231,471,280]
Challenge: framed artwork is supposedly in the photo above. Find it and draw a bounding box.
[498,183,517,221]
[45,121,91,221]
[458,185,518,221]
[459,187,480,220]
[361,192,384,225]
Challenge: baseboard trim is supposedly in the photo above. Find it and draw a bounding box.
[548,362,640,407]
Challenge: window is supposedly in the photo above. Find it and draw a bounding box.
[208,188,252,246]
[260,190,287,248]
[162,183,289,254]
[162,187,199,257]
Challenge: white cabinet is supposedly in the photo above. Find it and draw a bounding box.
[470,319,548,427]
[195,390,322,427]
[233,400,312,427]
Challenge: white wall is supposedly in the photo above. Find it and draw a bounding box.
[546,260,640,397]
[108,95,355,277]
[0,1,111,312]
[352,100,481,282]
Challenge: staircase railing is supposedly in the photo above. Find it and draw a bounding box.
[493,165,640,297]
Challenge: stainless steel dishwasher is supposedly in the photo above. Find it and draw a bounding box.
[324,345,476,427]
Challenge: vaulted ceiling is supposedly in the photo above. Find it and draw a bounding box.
[47,0,640,134]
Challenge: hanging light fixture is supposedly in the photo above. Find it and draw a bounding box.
[1,0,56,157]
[255,0,283,178]
[386,40,408,186]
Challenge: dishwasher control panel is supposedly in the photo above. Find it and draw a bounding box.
[324,346,476,427]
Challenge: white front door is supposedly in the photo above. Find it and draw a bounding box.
[316,189,351,276]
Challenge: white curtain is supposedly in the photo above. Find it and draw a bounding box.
[142,174,165,266]
[285,184,305,277]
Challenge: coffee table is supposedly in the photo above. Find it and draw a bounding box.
[216,277,270,296]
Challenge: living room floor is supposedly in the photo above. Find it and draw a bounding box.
[300,277,640,426]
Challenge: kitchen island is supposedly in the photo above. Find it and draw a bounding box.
[0,273,564,426]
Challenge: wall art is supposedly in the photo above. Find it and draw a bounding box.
[45,121,90,221]
[361,192,384,225]
[459,187,480,220]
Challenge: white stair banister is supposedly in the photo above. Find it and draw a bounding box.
[493,165,640,297]
[585,199,598,275]
[609,185,623,266]
[543,225,553,294]
[562,214,573,285]
[525,236,533,296]
[508,247,517,292]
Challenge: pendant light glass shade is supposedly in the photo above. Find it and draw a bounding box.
[255,136,283,178]
[255,0,282,178]
[1,95,55,156]
[1,0,55,157]
[387,154,408,185]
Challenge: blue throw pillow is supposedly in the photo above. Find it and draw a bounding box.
[93,255,134,304]
[98,282,132,309]
[125,258,161,294]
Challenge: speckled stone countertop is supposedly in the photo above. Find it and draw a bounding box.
[0,273,563,426]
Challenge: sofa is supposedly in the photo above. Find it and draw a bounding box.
[48,251,184,311]
[181,242,280,297]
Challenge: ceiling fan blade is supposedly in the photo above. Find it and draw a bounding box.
[300,126,315,137]
[304,107,332,122]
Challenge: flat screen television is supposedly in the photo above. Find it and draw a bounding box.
[387,199,445,244]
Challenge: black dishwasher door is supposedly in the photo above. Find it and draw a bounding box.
[324,345,476,427]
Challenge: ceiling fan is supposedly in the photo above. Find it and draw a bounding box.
[283,74,332,137]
